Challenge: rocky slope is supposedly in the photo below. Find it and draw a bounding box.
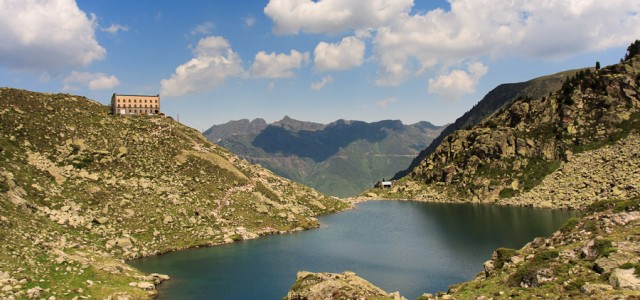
[366,42,640,209]
[0,88,349,299]
[444,196,640,299]
[204,117,445,197]
[286,197,640,299]
[393,68,586,180]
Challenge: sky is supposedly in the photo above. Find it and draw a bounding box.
[1,0,639,131]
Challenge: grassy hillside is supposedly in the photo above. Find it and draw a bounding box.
[0,88,349,299]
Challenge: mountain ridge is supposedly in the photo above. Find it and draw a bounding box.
[203,117,446,197]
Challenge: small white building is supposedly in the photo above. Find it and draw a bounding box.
[381,181,392,189]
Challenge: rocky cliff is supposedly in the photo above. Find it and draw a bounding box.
[367,42,640,209]
[0,88,349,299]
[393,68,586,180]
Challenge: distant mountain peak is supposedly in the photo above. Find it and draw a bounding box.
[273,116,325,132]
[202,118,268,141]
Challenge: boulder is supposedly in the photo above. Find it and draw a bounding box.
[94,217,109,224]
[163,215,174,224]
[609,268,640,290]
[136,282,155,290]
[580,283,613,294]
[309,200,326,210]
[26,286,43,299]
[611,212,640,226]
[116,147,128,158]
[116,237,133,250]
[594,252,638,274]
[483,260,495,276]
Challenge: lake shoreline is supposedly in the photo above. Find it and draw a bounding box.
[131,200,577,299]
[348,195,585,211]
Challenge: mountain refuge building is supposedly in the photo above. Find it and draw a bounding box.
[111,93,160,115]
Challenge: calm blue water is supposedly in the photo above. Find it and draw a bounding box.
[129,201,577,299]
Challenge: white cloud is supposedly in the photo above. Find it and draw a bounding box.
[251,50,309,78]
[314,36,365,71]
[63,71,120,90]
[244,16,256,27]
[0,0,106,73]
[190,22,215,36]
[377,96,398,108]
[264,0,413,34]
[428,62,488,100]
[264,0,640,85]
[102,24,129,34]
[311,75,333,90]
[160,36,244,97]
[373,0,640,84]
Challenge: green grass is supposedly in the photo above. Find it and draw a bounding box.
[0,180,8,193]
[571,111,640,154]
[519,158,561,191]
[593,239,616,258]
[499,188,516,198]
[587,197,640,213]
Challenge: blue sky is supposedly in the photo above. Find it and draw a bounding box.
[1,0,639,131]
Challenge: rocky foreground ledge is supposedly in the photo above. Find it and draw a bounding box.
[285,197,640,299]
[284,271,407,300]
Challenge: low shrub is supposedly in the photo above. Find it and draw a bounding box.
[613,197,640,212]
[593,239,616,258]
[560,218,580,233]
[587,197,640,214]
[0,180,8,193]
[499,188,516,199]
[534,250,559,262]
[494,248,518,269]
[619,263,640,276]
[508,250,559,287]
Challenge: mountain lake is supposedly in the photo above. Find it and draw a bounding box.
[129,201,578,299]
